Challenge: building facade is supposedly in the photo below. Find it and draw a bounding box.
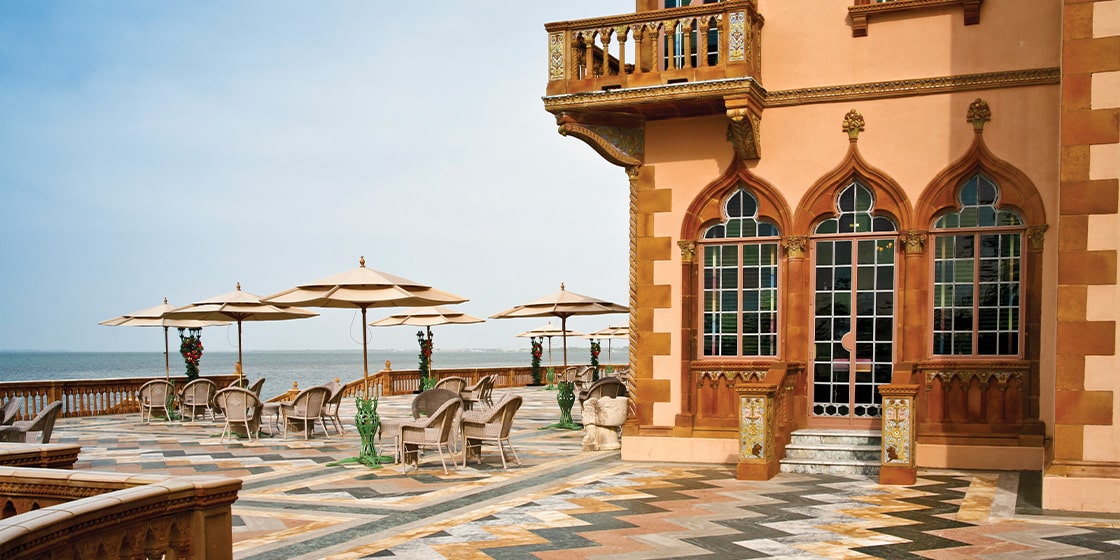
[543,0,1119,512]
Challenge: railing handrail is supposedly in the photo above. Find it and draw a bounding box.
[0,466,241,559]
[0,374,241,420]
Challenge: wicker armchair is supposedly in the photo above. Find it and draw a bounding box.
[179,378,217,421]
[280,386,331,439]
[138,379,175,423]
[214,387,262,443]
[400,397,462,474]
[0,400,63,444]
[433,376,468,395]
[380,388,460,462]
[461,394,523,469]
[578,377,627,408]
[461,374,496,411]
[247,377,266,397]
[320,381,346,435]
[1,397,24,426]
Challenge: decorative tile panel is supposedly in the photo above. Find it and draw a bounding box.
[740,395,767,460]
[882,397,913,465]
[728,11,746,62]
[549,32,565,81]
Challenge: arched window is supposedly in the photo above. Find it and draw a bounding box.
[931,173,1025,356]
[701,187,780,357]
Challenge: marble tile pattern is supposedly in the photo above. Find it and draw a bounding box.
[43,388,1120,559]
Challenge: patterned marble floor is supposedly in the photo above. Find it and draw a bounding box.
[49,387,1120,559]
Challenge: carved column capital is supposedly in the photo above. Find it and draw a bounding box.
[678,240,697,264]
[782,235,808,259]
[902,230,927,255]
[1027,224,1048,252]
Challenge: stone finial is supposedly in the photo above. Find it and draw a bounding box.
[678,240,697,263]
[842,109,865,141]
[967,98,991,132]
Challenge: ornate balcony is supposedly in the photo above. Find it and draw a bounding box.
[544,0,765,152]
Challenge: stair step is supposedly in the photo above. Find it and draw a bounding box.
[782,429,882,477]
[788,429,881,446]
[779,457,881,477]
[783,443,881,461]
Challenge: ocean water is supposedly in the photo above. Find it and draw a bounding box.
[0,349,540,400]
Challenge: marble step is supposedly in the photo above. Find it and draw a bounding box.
[779,457,881,476]
[780,429,882,477]
[783,443,881,462]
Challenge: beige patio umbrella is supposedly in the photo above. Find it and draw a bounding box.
[516,322,584,367]
[263,257,468,397]
[490,283,628,371]
[370,306,484,371]
[99,297,230,381]
[163,284,319,382]
[583,324,630,363]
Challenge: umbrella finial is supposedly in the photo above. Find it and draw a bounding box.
[561,282,566,291]
[236,282,242,291]
[163,297,168,304]
[359,256,366,268]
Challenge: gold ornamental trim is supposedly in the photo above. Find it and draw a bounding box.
[765,68,1059,107]
[544,69,1058,115]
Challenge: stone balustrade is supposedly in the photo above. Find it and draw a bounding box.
[0,375,240,421]
[0,466,241,559]
[545,0,762,96]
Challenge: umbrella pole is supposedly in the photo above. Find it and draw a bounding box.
[362,307,369,399]
[163,326,171,382]
[237,320,244,384]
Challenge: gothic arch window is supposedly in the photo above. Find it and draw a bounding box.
[815,180,899,235]
[700,186,780,357]
[931,172,1025,356]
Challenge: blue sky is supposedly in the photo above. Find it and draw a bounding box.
[0,1,634,354]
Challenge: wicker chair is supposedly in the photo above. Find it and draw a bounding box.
[320,381,346,435]
[280,386,331,439]
[461,394,523,469]
[380,388,461,463]
[214,387,262,443]
[433,376,468,395]
[1,397,24,426]
[179,378,217,421]
[400,397,462,474]
[247,377,266,397]
[578,377,627,407]
[138,380,176,423]
[0,400,63,443]
[460,374,496,410]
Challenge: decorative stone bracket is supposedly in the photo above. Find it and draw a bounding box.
[556,111,644,167]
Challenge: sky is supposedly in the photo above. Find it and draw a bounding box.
[0,1,636,354]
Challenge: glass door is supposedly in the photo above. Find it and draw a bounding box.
[811,237,895,428]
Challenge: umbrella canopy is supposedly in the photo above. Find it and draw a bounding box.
[163,284,318,377]
[99,298,230,381]
[491,283,628,370]
[370,306,484,370]
[515,322,585,366]
[582,324,630,363]
[263,257,468,395]
[370,306,485,329]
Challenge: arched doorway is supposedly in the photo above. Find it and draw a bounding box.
[809,180,897,429]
